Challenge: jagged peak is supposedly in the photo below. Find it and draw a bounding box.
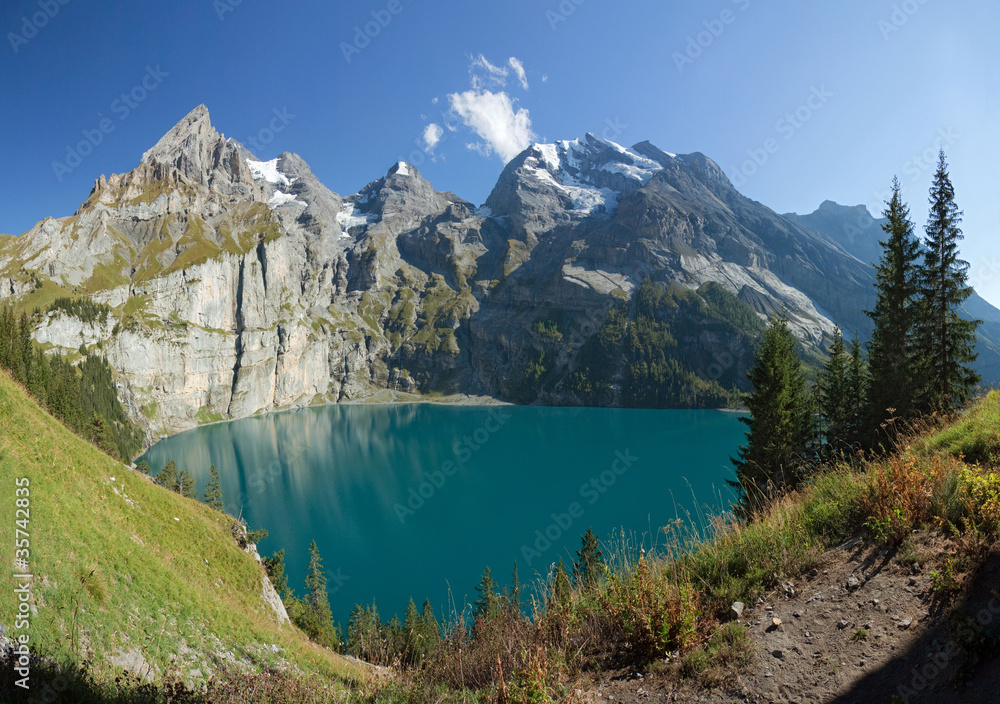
[141,104,218,166]
[388,161,411,178]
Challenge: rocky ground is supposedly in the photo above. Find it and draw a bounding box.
[574,532,1000,704]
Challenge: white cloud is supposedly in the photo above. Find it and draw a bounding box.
[508,57,529,90]
[448,89,536,163]
[467,54,530,91]
[469,54,510,90]
[422,123,444,152]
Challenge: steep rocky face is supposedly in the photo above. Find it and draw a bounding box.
[2,106,998,447]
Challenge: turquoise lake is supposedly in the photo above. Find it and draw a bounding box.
[140,404,746,624]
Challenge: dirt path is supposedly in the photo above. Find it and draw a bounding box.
[574,534,1000,704]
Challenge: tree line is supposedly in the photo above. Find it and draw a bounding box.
[733,151,981,514]
[0,304,143,461]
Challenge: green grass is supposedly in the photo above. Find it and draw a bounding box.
[195,406,227,425]
[916,390,1000,465]
[0,370,367,689]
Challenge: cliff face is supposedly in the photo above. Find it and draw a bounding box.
[2,106,997,443]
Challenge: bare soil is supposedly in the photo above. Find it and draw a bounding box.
[572,533,1000,703]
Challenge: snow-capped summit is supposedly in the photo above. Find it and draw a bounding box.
[485,132,676,221]
[538,133,670,186]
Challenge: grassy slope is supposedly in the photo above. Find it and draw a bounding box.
[0,369,366,686]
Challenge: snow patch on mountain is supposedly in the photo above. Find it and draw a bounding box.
[267,191,304,208]
[335,202,374,235]
[246,158,290,186]
[523,133,671,215]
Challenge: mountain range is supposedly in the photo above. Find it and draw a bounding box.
[1,104,996,444]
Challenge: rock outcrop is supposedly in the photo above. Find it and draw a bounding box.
[2,105,998,445]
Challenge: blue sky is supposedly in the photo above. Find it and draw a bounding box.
[2,0,999,304]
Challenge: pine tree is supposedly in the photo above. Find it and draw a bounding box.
[303,540,339,650]
[203,464,224,511]
[157,460,179,491]
[403,598,421,664]
[177,469,197,498]
[419,599,440,650]
[865,177,922,438]
[550,558,572,607]
[135,460,151,475]
[818,327,850,458]
[913,151,980,412]
[473,566,500,621]
[18,313,33,387]
[346,604,381,660]
[574,527,604,590]
[844,335,868,449]
[731,312,814,514]
[263,549,290,600]
[508,560,522,615]
[383,615,405,661]
[88,414,119,458]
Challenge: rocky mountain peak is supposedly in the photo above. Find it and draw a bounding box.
[140,104,217,169]
[130,104,260,199]
[484,134,675,230]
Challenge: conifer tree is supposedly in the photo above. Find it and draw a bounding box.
[403,598,422,664]
[473,566,500,621]
[157,460,179,491]
[509,560,522,615]
[844,335,868,449]
[865,177,922,438]
[913,151,980,412]
[731,312,814,514]
[383,615,405,660]
[176,469,197,498]
[574,527,604,589]
[347,604,381,660]
[551,558,572,607]
[302,540,340,650]
[818,327,850,457]
[203,464,224,510]
[135,460,151,475]
[419,599,440,652]
[263,549,290,600]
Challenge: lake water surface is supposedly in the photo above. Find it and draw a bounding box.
[140,404,745,624]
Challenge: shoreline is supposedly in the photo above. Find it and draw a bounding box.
[137,391,742,457]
